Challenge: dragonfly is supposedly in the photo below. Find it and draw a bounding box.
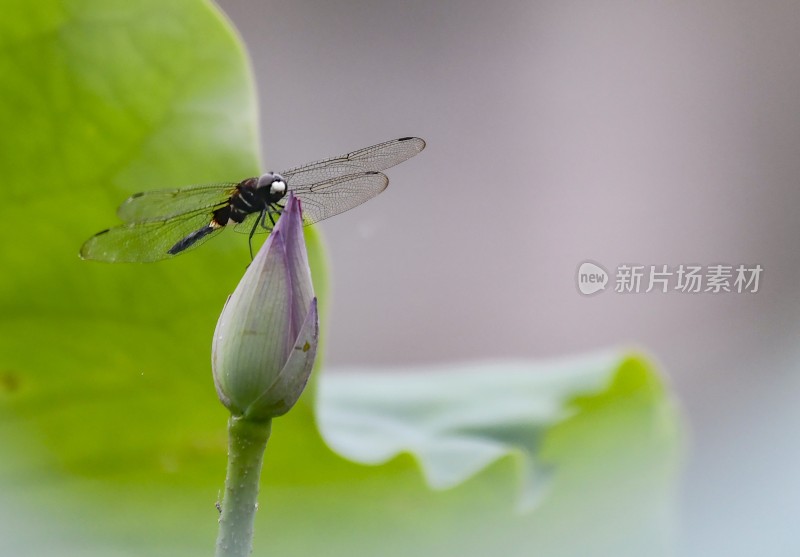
[80,137,425,262]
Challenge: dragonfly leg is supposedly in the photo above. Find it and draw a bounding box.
[263,204,281,229]
[247,211,262,260]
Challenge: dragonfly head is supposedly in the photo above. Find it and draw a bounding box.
[257,172,287,200]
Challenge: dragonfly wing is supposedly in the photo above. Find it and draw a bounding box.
[282,172,389,226]
[281,137,425,186]
[117,183,239,223]
[80,209,222,262]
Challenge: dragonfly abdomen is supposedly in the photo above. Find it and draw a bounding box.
[167,221,221,255]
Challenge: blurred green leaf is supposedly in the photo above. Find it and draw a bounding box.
[0,2,681,557]
[315,354,681,557]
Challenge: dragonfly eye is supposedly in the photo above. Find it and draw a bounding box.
[257,172,277,188]
[257,172,287,197]
[270,180,286,196]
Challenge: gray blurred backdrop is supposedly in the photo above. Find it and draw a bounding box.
[215,1,800,555]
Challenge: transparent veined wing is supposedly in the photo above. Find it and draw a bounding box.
[80,208,221,262]
[81,138,426,262]
[282,171,390,225]
[116,183,238,223]
[280,137,425,186]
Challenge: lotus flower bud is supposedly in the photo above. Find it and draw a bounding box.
[212,193,318,420]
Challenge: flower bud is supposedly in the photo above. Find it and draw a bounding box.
[212,193,318,420]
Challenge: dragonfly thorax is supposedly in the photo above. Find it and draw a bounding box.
[219,173,288,228]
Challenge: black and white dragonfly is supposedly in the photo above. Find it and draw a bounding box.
[80,137,425,262]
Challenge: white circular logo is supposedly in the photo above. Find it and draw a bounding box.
[576,261,609,295]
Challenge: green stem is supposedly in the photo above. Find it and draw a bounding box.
[215,415,272,557]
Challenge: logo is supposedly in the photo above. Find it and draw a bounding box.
[575,261,763,295]
[576,261,609,295]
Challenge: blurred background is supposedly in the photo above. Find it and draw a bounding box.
[215,0,800,555]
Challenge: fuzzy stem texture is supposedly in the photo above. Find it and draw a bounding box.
[215,415,272,557]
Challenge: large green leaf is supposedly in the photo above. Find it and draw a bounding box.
[315,354,681,557]
[0,2,681,556]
